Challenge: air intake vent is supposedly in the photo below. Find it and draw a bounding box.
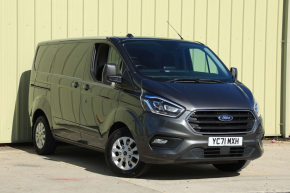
[187,110,256,134]
[191,147,255,158]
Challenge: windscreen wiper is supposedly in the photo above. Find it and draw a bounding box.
[166,78,226,83]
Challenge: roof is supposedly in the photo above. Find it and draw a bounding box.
[37,35,204,46]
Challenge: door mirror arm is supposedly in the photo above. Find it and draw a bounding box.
[108,75,122,84]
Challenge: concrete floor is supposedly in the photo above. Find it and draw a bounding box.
[0,141,290,193]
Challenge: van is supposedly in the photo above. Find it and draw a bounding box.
[29,35,264,177]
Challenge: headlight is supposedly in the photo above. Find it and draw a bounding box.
[141,95,185,117]
[254,102,260,117]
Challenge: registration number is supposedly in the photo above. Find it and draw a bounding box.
[208,137,243,146]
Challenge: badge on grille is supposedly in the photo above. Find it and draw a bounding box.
[218,115,233,121]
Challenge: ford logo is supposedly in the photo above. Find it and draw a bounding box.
[218,115,233,121]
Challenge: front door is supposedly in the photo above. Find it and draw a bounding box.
[79,42,121,147]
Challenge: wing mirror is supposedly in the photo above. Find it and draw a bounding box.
[230,67,238,79]
[102,63,122,85]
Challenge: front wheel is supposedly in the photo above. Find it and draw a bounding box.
[105,128,151,178]
[212,160,251,172]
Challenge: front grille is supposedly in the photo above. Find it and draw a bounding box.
[191,147,254,158]
[187,110,256,134]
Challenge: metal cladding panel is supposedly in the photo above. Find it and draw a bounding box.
[99,0,113,36]
[128,0,141,36]
[242,0,255,92]
[265,0,281,135]
[68,0,83,38]
[155,0,169,38]
[0,0,285,142]
[231,0,243,74]
[181,0,194,41]
[168,0,181,39]
[84,0,98,37]
[113,0,127,36]
[15,0,35,142]
[35,0,51,47]
[194,0,207,44]
[52,0,68,39]
[219,0,232,68]
[254,0,267,133]
[206,0,219,54]
[1,0,18,142]
[0,0,2,142]
[142,0,155,37]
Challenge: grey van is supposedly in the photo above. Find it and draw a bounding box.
[29,36,264,177]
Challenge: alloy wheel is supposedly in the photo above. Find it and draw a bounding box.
[111,137,139,170]
[35,122,46,149]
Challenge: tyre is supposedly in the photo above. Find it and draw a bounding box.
[212,160,251,172]
[33,116,57,155]
[105,128,151,178]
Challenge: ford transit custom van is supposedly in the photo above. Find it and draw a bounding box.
[29,36,264,177]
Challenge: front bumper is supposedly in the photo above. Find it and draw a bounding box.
[134,111,264,164]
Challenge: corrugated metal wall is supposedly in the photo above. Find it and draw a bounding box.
[0,0,284,143]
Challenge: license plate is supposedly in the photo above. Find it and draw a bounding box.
[208,137,243,146]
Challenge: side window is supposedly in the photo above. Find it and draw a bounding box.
[35,44,58,73]
[52,41,89,79]
[189,48,218,74]
[108,47,123,74]
[92,44,110,81]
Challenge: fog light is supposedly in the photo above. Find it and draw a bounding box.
[152,139,168,144]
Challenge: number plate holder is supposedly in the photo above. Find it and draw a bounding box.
[208,137,243,146]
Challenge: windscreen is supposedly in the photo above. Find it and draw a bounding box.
[122,40,233,82]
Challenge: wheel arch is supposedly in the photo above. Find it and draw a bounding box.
[108,122,131,137]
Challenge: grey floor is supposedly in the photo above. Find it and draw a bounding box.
[0,140,289,193]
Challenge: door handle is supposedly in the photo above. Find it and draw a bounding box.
[72,82,79,88]
[83,84,90,91]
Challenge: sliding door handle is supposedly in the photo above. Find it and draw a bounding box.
[72,82,79,88]
[83,84,90,91]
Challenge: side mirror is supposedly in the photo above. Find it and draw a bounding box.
[102,63,117,85]
[102,63,123,85]
[230,67,238,79]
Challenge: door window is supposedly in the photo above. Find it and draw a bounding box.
[92,44,110,81]
[108,47,124,74]
[91,44,124,82]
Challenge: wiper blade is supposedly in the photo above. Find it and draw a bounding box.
[166,78,225,83]
[166,78,198,82]
[196,79,225,83]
